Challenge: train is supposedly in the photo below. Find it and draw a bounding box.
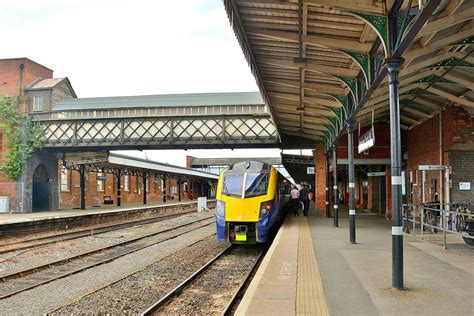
[215,160,291,244]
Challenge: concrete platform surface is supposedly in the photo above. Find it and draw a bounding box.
[237,204,474,315]
[0,200,202,225]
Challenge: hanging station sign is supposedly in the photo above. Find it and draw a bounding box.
[358,127,375,153]
[307,167,315,175]
[418,165,446,171]
[367,172,386,177]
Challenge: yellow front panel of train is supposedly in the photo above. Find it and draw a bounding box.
[216,168,277,222]
[223,196,266,222]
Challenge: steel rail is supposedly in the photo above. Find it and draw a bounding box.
[140,245,235,316]
[0,216,213,283]
[221,248,266,315]
[0,218,215,299]
[46,234,218,315]
[0,210,197,254]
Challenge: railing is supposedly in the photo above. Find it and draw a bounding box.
[403,202,474,249]
[37,114,278,149]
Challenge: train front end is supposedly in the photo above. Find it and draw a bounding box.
[215,161,278,244]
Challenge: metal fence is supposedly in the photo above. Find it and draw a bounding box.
[403,202,473,249]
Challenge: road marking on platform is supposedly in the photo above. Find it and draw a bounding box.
[297,217,329,315]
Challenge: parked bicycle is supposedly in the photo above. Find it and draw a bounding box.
[450,203,474,246]
[422,203,439,234]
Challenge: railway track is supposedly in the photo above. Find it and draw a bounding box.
[141,245,266,315]
[0,210,197,255]
[0,216,215,299]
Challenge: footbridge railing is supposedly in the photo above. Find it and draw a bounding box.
[34,109,278,150]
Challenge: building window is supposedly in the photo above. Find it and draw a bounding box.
[60,165,69,192]
[97,172,105,192]
[124,175,129,192]
[135,176,140,194]
[32,96,43,112]
[146,177,149,192]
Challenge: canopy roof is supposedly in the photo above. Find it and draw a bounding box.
[224,0,473,147]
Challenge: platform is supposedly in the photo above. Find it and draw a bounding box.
[0,200,204,225]
[237,205,473,315]
[0,200,215,239]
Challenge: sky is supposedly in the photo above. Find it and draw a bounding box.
[1,0,312,166]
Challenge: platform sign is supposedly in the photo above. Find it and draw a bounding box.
[307,167,315,175]
[418,165,446,171]
[358,127,375,153]
[197,197,207,212]
[367,172,386,177]
[459,182,471,191]
[97,175,107,180]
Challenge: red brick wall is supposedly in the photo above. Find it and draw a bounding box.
[406,106,473,206]
[367,175,373,210]
[0,58,53,96]
[314,144,327,215]
[407,107,473,170]
[0,58,53,212]
[335,123,392,160]
[186,156,194,168]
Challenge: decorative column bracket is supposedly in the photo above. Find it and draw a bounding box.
[396,13,416,42]
[337,76,357,102]
[450,36,474,46]
[351,11,389,57]
[329,94,349,116]
[340,50,370,87]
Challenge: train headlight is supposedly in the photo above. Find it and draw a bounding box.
[259,200,273,218]
[216,200,226,217]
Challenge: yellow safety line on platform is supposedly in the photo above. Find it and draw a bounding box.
[297,216,329,315]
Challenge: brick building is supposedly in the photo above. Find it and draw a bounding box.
[0,58,58,213]
[314,107,474,218]
[0,58,217,213]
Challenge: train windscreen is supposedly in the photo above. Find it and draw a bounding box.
[244,173,268,197]
[222,174,243,197]
[222,172,268,198]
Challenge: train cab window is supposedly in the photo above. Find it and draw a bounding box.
[245,173,268,197]
[223,174,243,197]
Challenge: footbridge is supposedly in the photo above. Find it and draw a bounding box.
[32,92,281,150]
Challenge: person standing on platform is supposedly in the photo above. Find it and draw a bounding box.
[290,186,300,216]
[300,185,310,216]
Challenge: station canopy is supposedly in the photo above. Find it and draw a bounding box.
[223,0,473,148]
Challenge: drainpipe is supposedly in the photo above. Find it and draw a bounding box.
[18,63,24,97]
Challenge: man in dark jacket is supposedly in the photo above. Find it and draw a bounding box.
[300,185,310,216]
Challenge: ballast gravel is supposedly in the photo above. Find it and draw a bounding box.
[0,212,213,275]
[0,212,218,315]
[157,246,263,315]
[52,235,230,315]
